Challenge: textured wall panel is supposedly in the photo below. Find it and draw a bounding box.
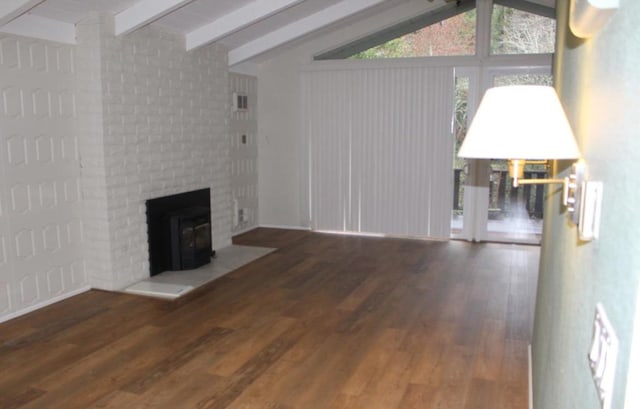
[35,135,54,163]
[10,185,30,214]
[2,87,23,118]
[42,224,61,253]
[19,275,38,306]
[302,66,454,239]
[65,220,83,245]
[14,229,35,260]
[0,280,10,314]
[38,181,57,208]
[45,267,63,296]
[0,37,20,69]
[53,46,73,74]
[31,89,51,118]
[57,90,75,118]
[0,34,86,320]
[63,179,80,203]
[0,236,6,264]
[6,135,27,166]
[29,43,47,72]
[70,260,85,286]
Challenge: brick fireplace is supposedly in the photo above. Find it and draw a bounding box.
[75,16,232,291]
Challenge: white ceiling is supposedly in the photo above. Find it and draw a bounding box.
[0,0,556,67]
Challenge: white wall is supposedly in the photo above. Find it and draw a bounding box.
[77,15,231,291]
[0,34,88,322]
[256,0,456,229]
[258,54,305,228]
[0,15,234,321]
[229,73,259,234]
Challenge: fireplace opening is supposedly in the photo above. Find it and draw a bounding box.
[146,189,212,276]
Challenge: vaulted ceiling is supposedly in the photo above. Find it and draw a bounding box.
[0,0,556,68]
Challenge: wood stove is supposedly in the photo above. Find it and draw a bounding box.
[146,189,212,276]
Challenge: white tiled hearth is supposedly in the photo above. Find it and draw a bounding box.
[123,244,275,299]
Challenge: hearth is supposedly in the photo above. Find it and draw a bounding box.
[146,189,213,276]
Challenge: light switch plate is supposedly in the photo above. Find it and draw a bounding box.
[579,181,603,241]
[589,303,618,409]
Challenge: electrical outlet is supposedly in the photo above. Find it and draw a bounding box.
[238,208,249,224]
[588,303,618,409]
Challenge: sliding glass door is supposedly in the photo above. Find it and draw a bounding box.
[484,70,552,244]
[453,66,551,244]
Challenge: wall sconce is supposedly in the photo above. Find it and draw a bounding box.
[570,0,619,38]
[458,85,602,239]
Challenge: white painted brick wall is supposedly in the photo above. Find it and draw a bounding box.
[77,15,231,291]
[76,15,113,291]
[230,73,259,234]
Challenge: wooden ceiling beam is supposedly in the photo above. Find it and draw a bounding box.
[0,0,44,27]
[186,0,305,52]
[115,0,195,36]
[0,14,75,44]
[228,0,386,66]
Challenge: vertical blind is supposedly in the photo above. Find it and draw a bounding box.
[302,65,454,239]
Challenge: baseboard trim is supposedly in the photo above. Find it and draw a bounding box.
[232,224,260,236]
[0,285,91,324]
[258,224,311,231]
[529,343,533,409]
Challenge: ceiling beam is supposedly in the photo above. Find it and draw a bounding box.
[228,0,386,66]
[494,0,555,19]
[186,0,305,51]
[0,0,44,27]
[115,0,195,36]
[0,14,75,44]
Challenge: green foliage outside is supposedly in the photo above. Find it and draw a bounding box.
[351,38,410,59]
[350,5,555,59]
[351,10,476,59]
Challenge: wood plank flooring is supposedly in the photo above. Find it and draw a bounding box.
[0,228,539,408]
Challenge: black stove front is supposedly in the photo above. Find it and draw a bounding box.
[167,206,211,271]
[146,189,212,276]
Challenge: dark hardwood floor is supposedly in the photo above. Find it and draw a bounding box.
[0,228,539,408]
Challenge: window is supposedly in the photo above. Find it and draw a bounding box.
[330,2,556,60]
[490,5,556,55]
[351,10,476,59]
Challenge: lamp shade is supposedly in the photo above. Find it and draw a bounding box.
[458,85,581,160]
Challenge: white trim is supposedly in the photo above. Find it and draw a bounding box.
[229,61,258,77]
[0,0,43,27]
[186,0,304,51]
[0,14,76,44]
[301,54,553,72]
[115,0,194,36]
[258,225,450,241]
[529,343,534,409]
[228,0,386,66]
[0,285,91,324]
[232,225,260,236]
[258,224,311,231]
[314,229,385,238]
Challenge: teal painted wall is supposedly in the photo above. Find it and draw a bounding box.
[532,0,640,408]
